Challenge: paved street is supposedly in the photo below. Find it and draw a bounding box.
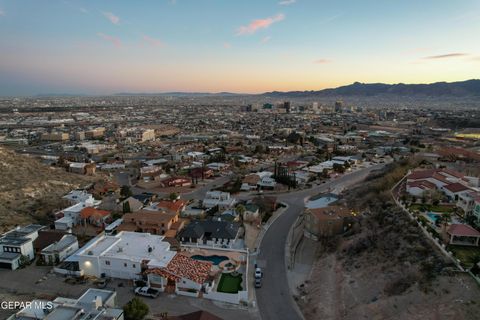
[255,164,384,320]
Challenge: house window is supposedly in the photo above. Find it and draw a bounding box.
[105,261,111,265]
[124,263,127,267]
[133,264,136,268]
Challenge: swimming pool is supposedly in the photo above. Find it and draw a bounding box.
[427,212,440,224]
[191,255,229,265]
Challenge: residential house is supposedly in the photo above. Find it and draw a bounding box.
[457,191,480,216]
[241,174,260,191]
[203,191,236,210]
[118,196,144,213]
[243,204,260,222]
[54,197,100,231]
[0,224,44,270]
[178,220,241,248]
[8,288,123,320]
[473,196,480,227]
[304,206,352,240]
[77,231,176,279]
[62,190,94,205]
[69,162,96,175]
[33,230,68,255]
[447,224,480,246]
[441,183,470,201]
[118,209,180,236]
[41,234,79,264]
[140,165,163,181]
[80,207,112,227]
[146,253,214,295]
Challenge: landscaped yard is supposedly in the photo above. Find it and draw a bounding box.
[447,245,480,268]
[409,204,455,213]
[217,273,243,293]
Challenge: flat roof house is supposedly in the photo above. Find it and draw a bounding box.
[77,231,175,279]
[0,224,44,270]
[8,288,123,320]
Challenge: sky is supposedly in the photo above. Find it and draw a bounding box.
[0,0,479,95]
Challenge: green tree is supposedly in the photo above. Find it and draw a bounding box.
[120,185,132,199]
[18,255,31,268]
[123,201,131,214]
[332,163,345,173]
[123,297,149,320]
[169,192,179,201]
[236,204,246,220]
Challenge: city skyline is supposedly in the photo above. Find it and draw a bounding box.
[0,0,480,95]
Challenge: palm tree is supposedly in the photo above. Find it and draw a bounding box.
[438,213,451,235]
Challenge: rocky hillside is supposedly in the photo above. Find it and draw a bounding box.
[297,161,480,319]
[0,147,97,232]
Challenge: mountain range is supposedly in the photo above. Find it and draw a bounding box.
[263,79,480,98]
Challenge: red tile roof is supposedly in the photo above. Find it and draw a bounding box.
[448,224,480,237]
[147,254,212,285]
[407,169,438,180]
[80,207,111,219]
[443,183,470,193]
[407,180,436,190]
[156,200,187,213]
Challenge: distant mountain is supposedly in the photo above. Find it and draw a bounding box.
[114,91,243,97]
[263,79,480,98]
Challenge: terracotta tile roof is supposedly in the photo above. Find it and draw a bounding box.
[80,207,111,219]
[156,200,187,213]
[448,224,480,237]
[443,182,470,193]
[441,168,465,179]
[431,172,451,184]
[407,180,436,190]
[147,254,212,284]
[407,169,438,180]
[243,174,260,185]
[123,210,176,225]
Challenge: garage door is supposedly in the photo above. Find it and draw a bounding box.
[0,262,12,269]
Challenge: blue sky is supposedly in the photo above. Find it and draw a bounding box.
[0,0,479,95]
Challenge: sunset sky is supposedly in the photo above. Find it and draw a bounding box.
[0,0,479,95]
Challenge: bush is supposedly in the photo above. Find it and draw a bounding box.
[123,297,149,320]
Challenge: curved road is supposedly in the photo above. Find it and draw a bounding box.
[256,164,384,320]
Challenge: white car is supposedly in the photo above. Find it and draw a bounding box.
[255,267,263,279]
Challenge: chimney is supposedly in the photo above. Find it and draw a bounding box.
[93,295,102,309]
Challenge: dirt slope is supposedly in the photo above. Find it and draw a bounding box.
[0,147,97,232]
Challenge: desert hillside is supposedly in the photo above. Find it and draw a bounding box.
[298,161,480,320]
[0,147,98,232]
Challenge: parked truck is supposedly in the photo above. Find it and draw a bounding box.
[134,286,160,298]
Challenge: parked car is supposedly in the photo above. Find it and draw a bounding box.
[134,286,160,298]
[255,278,262,288]
[255,267,262,279]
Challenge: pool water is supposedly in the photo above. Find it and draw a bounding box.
[427,212,440,223]
[191,255,229,265]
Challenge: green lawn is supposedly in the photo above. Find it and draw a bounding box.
[447,245,480,268]
[217,273,243,293]
[409,204,455,213]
